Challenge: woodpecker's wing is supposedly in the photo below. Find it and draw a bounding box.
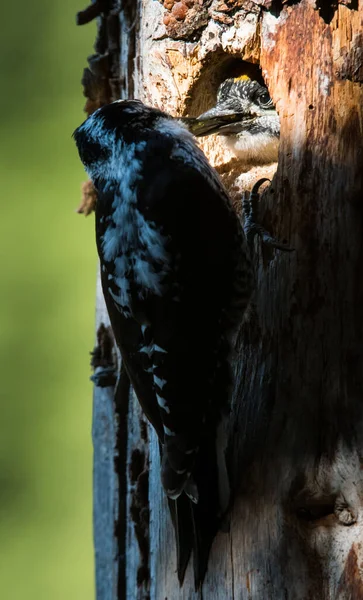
[133,130,252,456]
[129,133,251,585]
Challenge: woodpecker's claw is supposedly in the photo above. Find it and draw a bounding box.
[243,178,294,252]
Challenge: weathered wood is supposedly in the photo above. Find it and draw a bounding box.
[125,396,150,600]
[92,276,119,600]
[85,0,363,597]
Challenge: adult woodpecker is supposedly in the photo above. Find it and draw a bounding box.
[73,99,255,587]
[187,76,280,164]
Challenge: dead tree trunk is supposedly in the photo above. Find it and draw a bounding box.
[78,1,363,598]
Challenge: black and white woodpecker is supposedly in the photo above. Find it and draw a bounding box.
[73,98,255,588]
[187,75,280,164]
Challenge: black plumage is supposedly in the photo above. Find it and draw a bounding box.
[73,99,254,587]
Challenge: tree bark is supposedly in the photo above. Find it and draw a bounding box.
[82,0,363,598]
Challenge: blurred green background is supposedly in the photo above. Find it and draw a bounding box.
[0,1,96,598]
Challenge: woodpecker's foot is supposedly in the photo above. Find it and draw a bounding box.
[242,178,294,252]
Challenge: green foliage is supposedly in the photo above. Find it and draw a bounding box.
[0,2,96,598]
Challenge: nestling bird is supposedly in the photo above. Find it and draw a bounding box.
[73,99,255,588]
[187,76,280,164]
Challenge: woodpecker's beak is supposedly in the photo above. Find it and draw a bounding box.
[185,106,255,137]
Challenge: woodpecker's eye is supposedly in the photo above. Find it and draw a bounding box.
[80,139,109,166]
[257,91,273,108]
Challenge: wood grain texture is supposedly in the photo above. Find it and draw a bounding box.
[89,0,363,597]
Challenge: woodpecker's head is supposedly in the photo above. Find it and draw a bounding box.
[189,76,280,164]
[73,99,177,179]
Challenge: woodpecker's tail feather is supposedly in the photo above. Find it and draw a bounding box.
[168,495,194,585]
[168,430,225,590]
[192,434,222,590]
[169,494,218,590]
